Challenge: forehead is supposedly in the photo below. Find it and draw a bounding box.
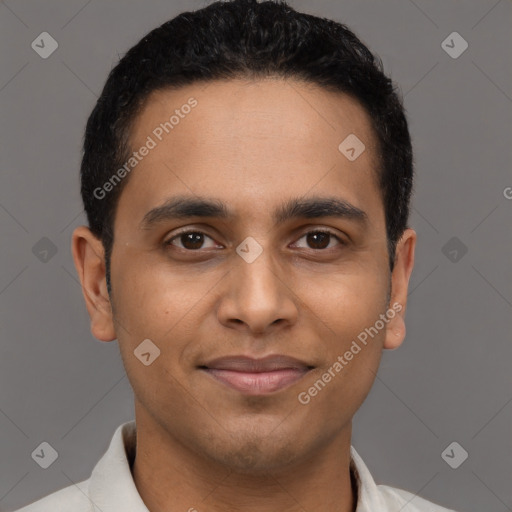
[132,78,379,163]
[116,78,383,231]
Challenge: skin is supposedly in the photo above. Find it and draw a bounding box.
[72,78,416,512]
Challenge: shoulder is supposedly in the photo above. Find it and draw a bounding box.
[12,478,92,512]
[377,484,458,512]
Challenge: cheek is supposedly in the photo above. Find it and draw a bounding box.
[112,269,194,411]
[296,268,388,406]
[112,254,202,331]
[296,306,384,427]
[298,267,388,336]
[111,258,213,378]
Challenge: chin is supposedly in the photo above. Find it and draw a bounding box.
[216,441,301,475]
[198,424,307,475]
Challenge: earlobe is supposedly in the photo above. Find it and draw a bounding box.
[383,228,416,351]
[71,226,117,342]
[384,310,406,350]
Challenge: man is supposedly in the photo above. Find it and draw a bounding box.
[15,0,458,510]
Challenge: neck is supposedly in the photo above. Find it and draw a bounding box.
[131,414,357,512]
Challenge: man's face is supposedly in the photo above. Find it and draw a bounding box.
[74,78,415,473]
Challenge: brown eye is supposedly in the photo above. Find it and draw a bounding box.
[306,231,330,249]
[165,231,218,251]
[294,230,344,250]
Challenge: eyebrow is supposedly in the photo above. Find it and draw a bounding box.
[140,194,368,230]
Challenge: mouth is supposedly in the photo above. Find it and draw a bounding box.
[199,355,314,395]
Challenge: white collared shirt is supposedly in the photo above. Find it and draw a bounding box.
[15,420,457,512]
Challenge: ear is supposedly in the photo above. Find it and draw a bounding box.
[383,228,416,350]
[71,226,116,342]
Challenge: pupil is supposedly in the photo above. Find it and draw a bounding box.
[183,232,204,250]
[308,232,329,249]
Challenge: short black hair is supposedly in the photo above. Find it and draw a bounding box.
[80,0,414,296]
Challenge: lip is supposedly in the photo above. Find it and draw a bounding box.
[199,355,314,395]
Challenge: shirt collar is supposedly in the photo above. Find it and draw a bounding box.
[88,420,387,512]
[88,421,149,511]
[350,445,389,511]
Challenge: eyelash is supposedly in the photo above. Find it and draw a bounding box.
[164,228,345,252]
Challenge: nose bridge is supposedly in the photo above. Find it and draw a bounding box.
[237,243,280,298]
[218,239,298,333]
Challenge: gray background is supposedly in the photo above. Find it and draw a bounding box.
[0,1,511,511]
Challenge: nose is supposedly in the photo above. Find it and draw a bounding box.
[216,248,299,335]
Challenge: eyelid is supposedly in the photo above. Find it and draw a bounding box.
[164,228,220,248]
[291,228,346,248]
[164,226,346,251]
